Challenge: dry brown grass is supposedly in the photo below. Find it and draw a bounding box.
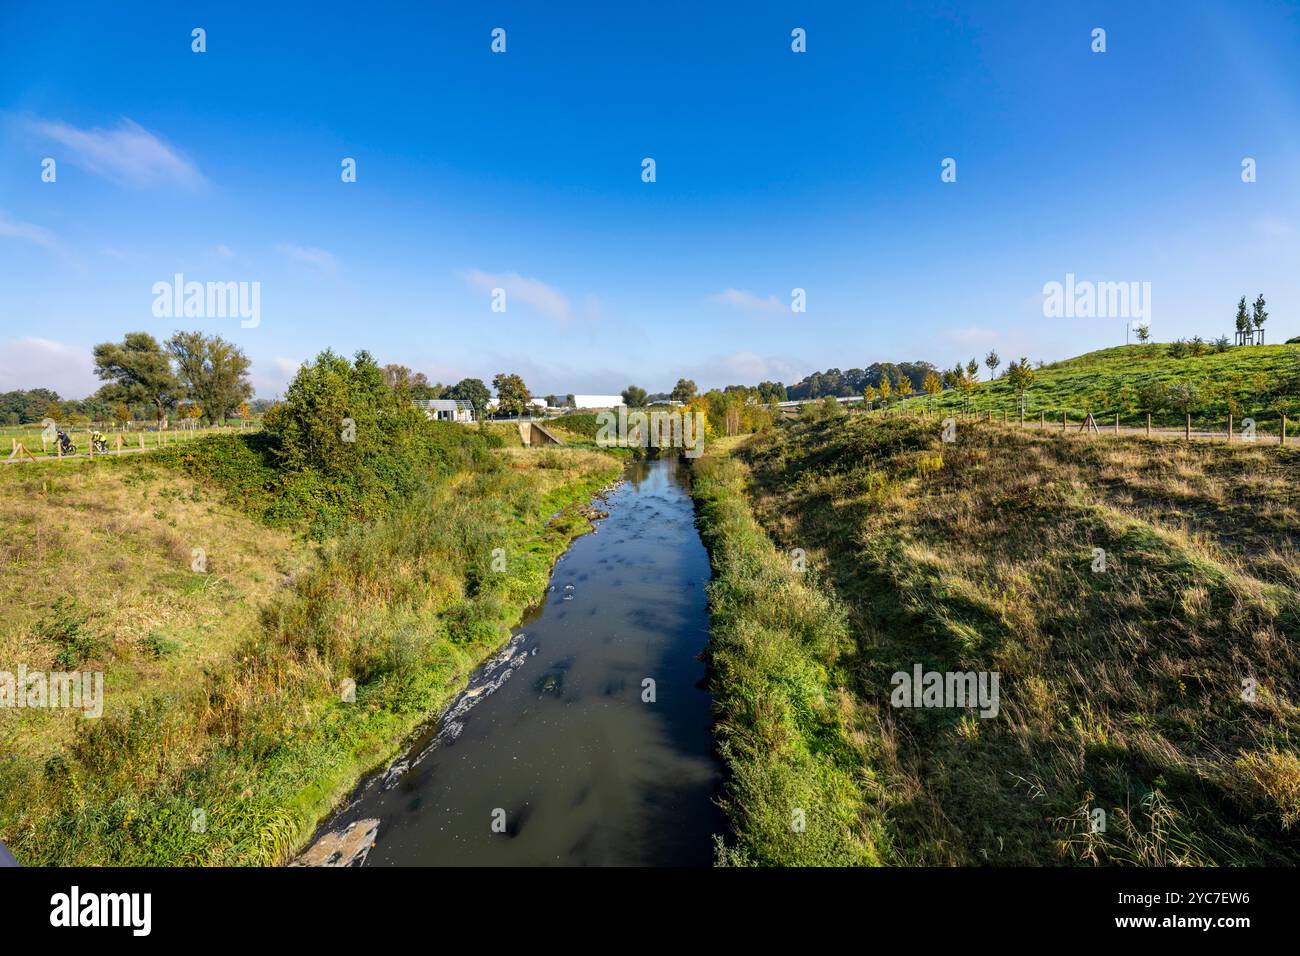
[0,458,313,759]
[734,415,1300,864]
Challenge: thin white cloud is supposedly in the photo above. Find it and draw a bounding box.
[462,269,573,324]
[214,244,235,259]
[276,243,338,272]
[0,211,59,251]
[0,337,97,397]
[30,117,204,189]
[947,326,999,345]
[707,288,784,314]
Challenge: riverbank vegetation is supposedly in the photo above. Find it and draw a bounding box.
[0,350,620,865]
[698,415,1300,865]
[691,440,883,865]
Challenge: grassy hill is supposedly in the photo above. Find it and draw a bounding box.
[904,343,1300,432]
[699,414,1300,865]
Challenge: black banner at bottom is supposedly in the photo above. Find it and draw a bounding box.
[0,865,1280,942]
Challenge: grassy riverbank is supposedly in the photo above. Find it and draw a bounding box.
[0,352,621,865]
[0,444,617,865]
[699,415,1300,865]
[691,439,884,865]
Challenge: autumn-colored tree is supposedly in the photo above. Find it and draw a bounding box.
[922,371,942,408]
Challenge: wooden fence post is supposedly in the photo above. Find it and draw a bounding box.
[1283,415,1288,446]
[1062,412,1067,431]
[1146,413,1151,437]
[87,429,93,458]
[139,433,145,450]
[1185,414,1191,441]
[1040,410,1045,429]
[1227,413,1233,443]
[1115,413,1120,435]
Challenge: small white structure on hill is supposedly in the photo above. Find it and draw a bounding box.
[414,399,475,423]
[572,395,626,410]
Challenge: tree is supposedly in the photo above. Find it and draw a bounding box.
[1167,382,1201,416]
[113,403,131,427]
[621,385,648,408]
[565,394,575,408]
[922,371,942,407]
[382,364,413,390]
[1005,357,1035,405]
[1253,294,1268,340]
[166,331,253,424]
[671,378,697,403]
[263,349,429,477]
[957,365,977,408]
[895,372,913,401]
[877,376,892,405]
[977,351,998,382]
[544,395,561,408]
[1135,323,1150,344]
[492,373,531,416]
[446,378,491,417]
[1236,296,1251,338]
[93,332,181,424]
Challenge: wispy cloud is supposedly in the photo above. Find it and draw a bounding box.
[276,242,338,271]
[0,337,97,397]
[30,117,204,189]
[947,326,999,345]
[707,288,784,314]
[462,269,573,324]
[0,211,60,251]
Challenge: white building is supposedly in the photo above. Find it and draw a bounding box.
[414,399,476,423]
[571,395,626,410]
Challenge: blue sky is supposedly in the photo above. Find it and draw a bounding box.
[3,0,1300,399]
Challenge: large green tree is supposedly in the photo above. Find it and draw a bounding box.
[492,373,531,416]
[93,332,181,424]
[621,384,648,407]
[166,331,253,424]
[446,377,491,416]
[671,378,697,403]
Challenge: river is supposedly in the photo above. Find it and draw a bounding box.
[303,455,725,866]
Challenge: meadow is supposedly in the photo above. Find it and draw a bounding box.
[695,412,1300,865]
[901,343,1300,433]
[1,422,255,461]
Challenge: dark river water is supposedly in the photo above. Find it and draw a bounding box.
[310,456,725,866]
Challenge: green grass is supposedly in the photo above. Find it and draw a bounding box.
[0,423,254,460]
[690,439,884,865]
[719,414,1300,865]
[902,343,1300,431]
[0,441,620,865]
